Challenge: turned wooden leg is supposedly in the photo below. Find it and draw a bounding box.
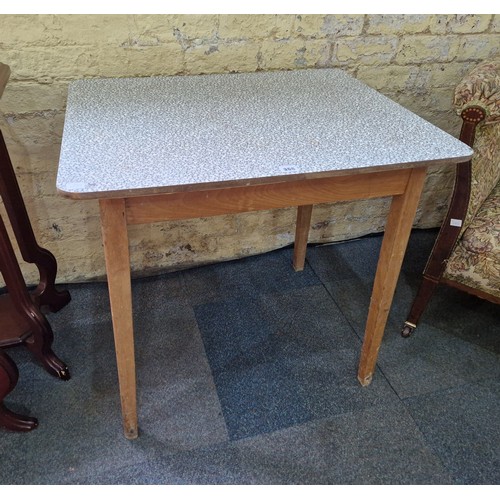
[293,205,313,271]
[100,198,138,440]
[0,351,38,432]
[358,168,427,386]
[0,130,71,315]
[24,319,71,381]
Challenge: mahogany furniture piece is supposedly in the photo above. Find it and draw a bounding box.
[402,59,500,337]
[57,69,472,439]
[0,62,71,432]
[0,350,38,431]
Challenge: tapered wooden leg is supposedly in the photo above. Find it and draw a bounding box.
[0,214,70,381]
[293,205,313,271]
[358,168,427,386]
[99,198,138,439]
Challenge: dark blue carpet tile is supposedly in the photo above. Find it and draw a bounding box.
[404,377,500,484]
[194,285,398,440]
[318,275,411,346]
[305,235,383,284]
[398,228,439,276]
[181,247,320,306]
[319,278,379,340]
[306,228,437,284]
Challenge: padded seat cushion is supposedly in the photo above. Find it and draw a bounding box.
[462,182,500,257]
[444,181,500,298]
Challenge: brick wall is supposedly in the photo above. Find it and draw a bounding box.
[0,14,498,284]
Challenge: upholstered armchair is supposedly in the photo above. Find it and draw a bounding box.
[403,58,500,336]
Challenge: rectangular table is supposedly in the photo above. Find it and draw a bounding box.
[57,69,472,439]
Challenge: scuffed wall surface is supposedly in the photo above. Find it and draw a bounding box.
[0,14,498,284]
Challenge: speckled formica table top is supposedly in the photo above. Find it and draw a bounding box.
[57,69,472,199]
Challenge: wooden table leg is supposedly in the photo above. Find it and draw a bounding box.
[99,198,138,439]
[358,167,427,386]
[293,204,313,271]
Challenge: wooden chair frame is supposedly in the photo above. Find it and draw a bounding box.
[402,105,500,337]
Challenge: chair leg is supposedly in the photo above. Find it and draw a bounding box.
[0,352,38,432]
[402,275,439,337]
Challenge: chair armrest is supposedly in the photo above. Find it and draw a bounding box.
[454,59,500,125]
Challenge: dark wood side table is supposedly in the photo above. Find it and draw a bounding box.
[1,61,71,431]
[0,129,72,431]
[0,350,38,431]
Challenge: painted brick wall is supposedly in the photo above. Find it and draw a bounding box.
[0,14,498,284]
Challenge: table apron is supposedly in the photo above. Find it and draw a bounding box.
[124,169,414,225]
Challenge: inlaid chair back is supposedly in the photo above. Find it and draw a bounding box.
[453,59,500,233]
[402,58,500,337]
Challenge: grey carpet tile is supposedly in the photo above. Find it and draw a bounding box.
[404,377,500,485]
[132,297,229,448]
[385,269,500,355]
[0,405,32,483]
[1,229,499,485]
[225,402,452,485]
[78,401,450,485]
[35,402,451,485]
[312,269,409,338]
[1,381,142,483]
[377,324,500,399]
[41,459,168,485]
[137,383,228,452]
[418,288,500,354]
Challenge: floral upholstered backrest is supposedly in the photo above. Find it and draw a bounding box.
[453,59,500,232]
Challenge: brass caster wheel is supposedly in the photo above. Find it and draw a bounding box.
[401,322,416,338]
